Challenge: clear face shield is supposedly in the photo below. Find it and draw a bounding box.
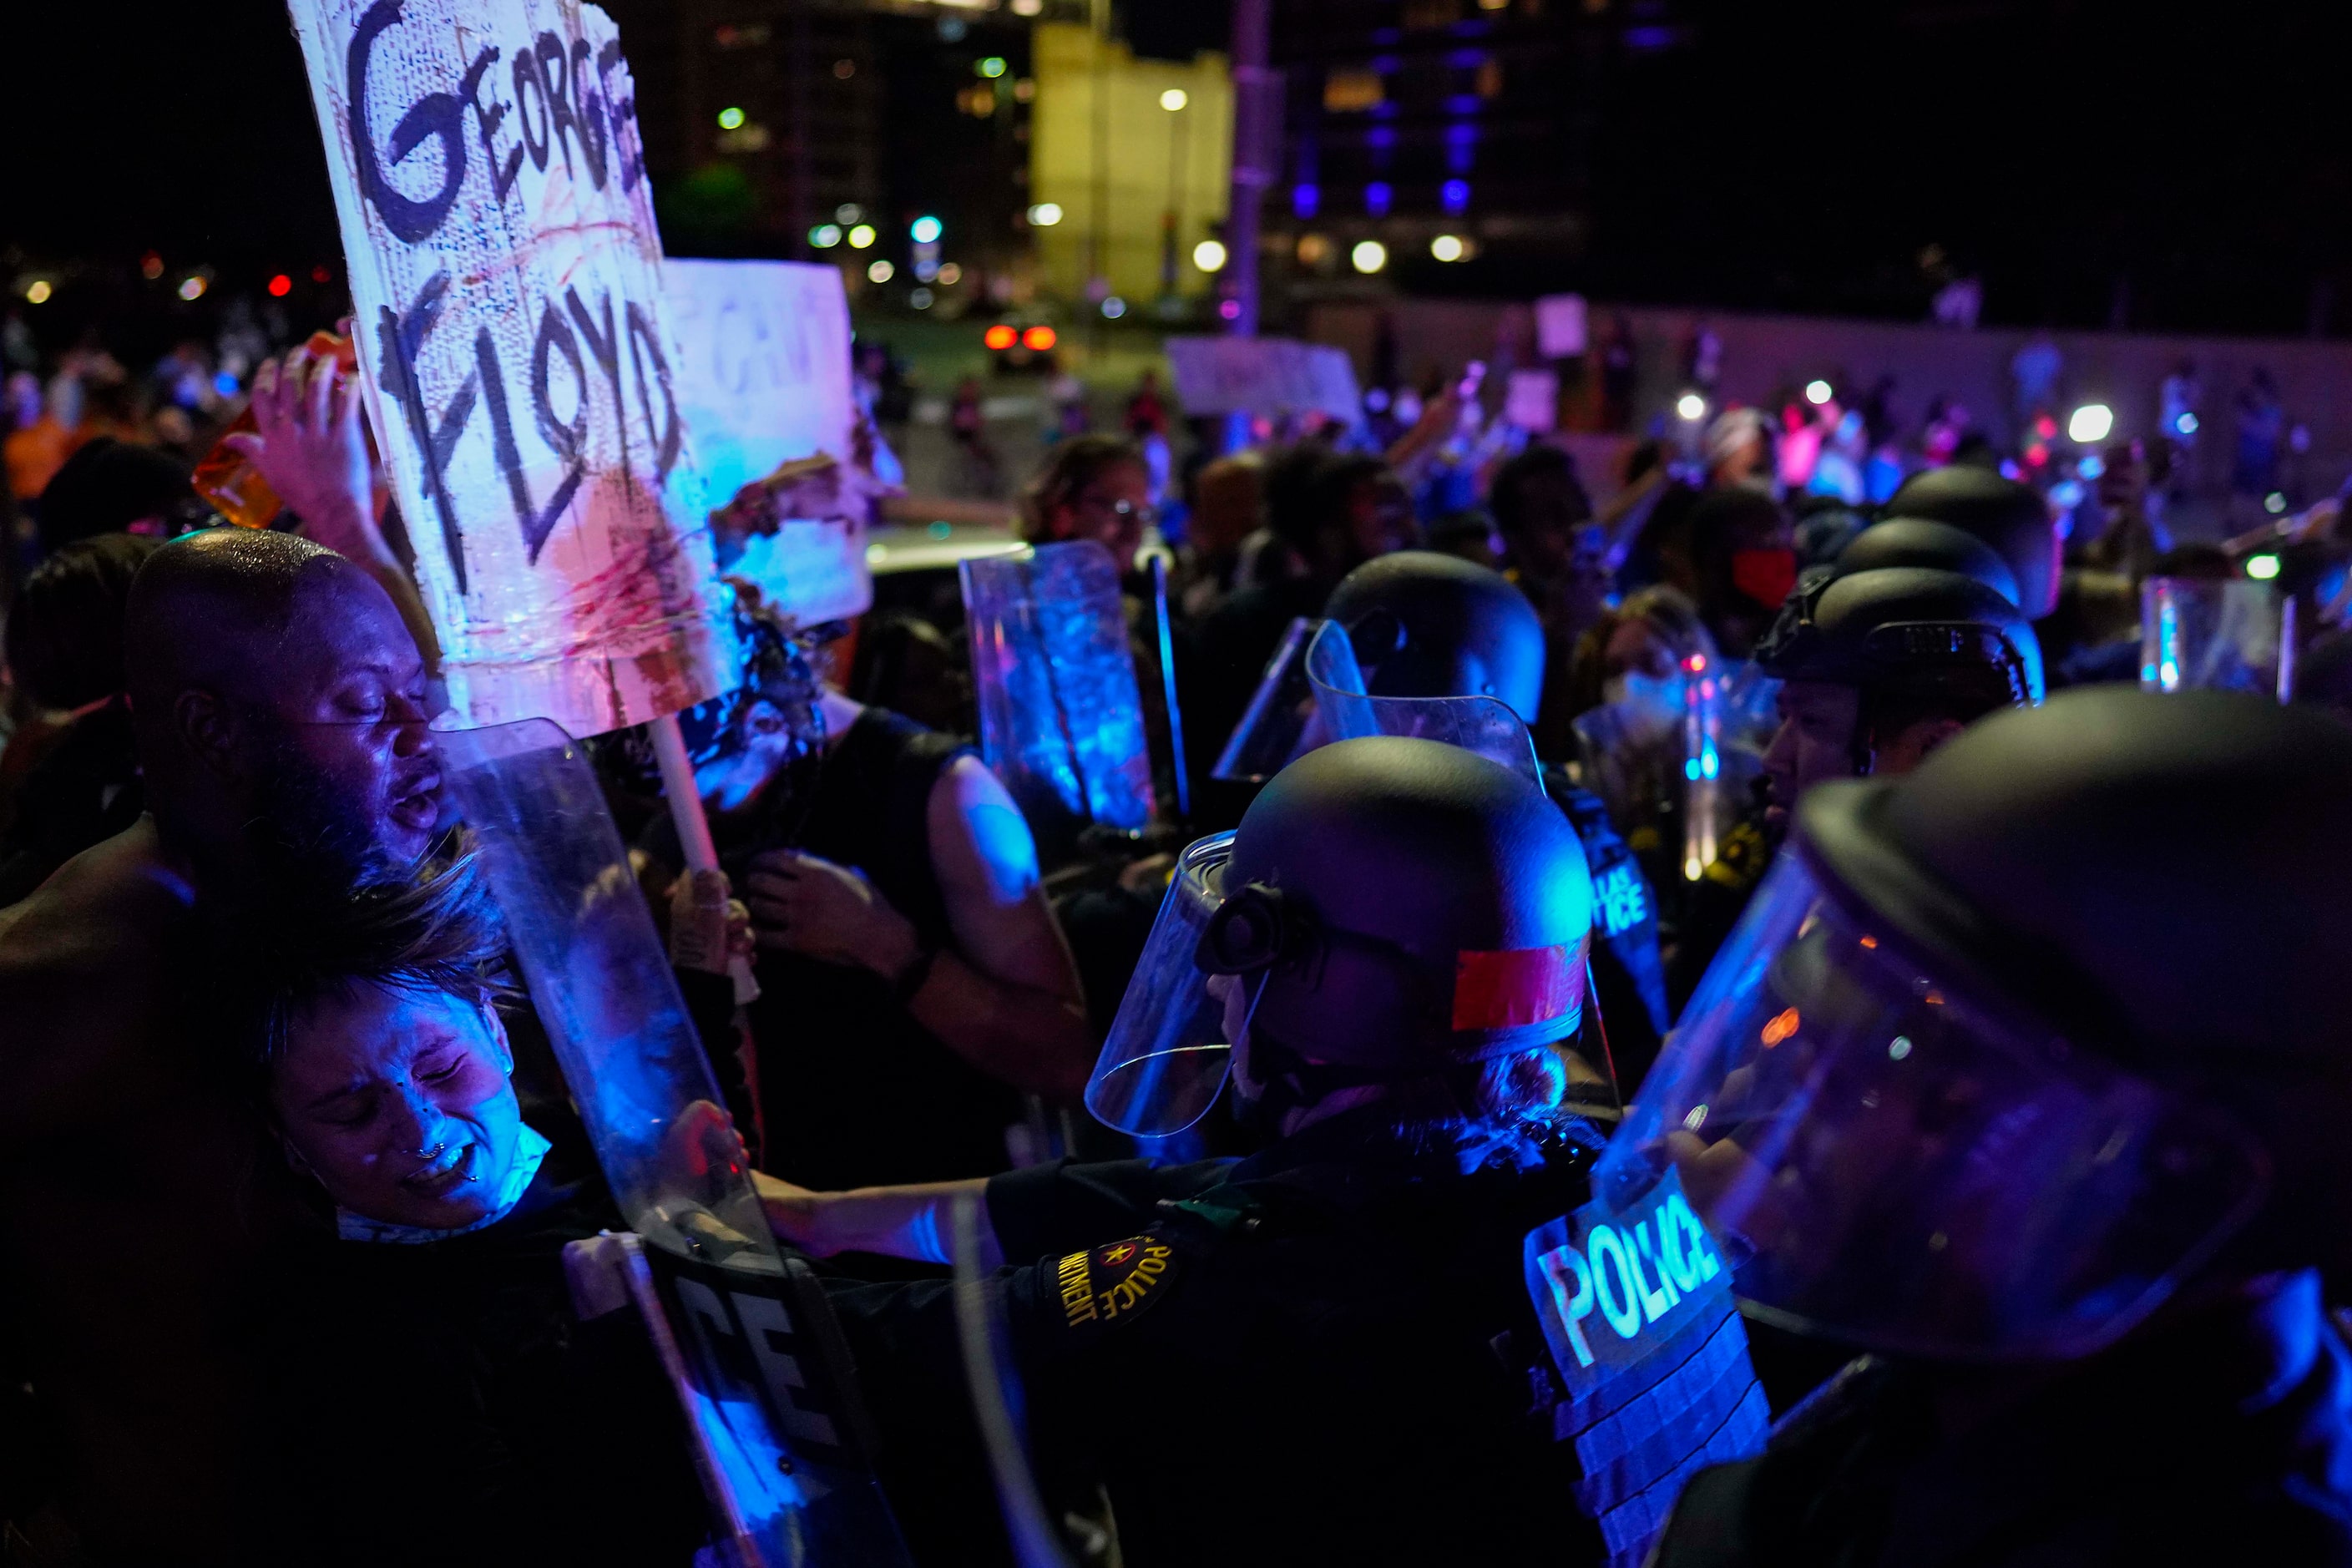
[1591,849,2270,1361]
[1090,635,1561,1139]
[1084,830,1249,1137]
[1304,618,1540,780]
[2140,575,2294,701]
[1213,619,1542,786]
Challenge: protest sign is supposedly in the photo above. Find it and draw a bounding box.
[1164,335,1362,423]
[286,0,736,736]
[1505,368,1560,432]
[1537,293,1590,358]
[665,258,870,627]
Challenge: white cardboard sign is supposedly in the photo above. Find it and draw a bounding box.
[1536,293,1589,359]
[1164,336,1362,423]
[286,0,736,736]
[665,258,869,627]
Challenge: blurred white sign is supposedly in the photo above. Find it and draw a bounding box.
[1536,294,1589,358]
[665,259,869,625]
[1165,336,1362,423]
[1505,369,1560,433]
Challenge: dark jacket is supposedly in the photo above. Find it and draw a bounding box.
[832,1108,1616,1568]
[253,1169,707,1567]
[1652,1270,2352,1568]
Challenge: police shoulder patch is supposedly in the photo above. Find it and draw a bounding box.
[1053,1231,1181,1332]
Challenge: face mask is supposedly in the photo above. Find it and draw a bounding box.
[1731,547,1799,611]
[337,1124,552,1245]
[1602,670,1685,727]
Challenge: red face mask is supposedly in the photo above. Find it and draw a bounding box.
[1731,546,1798,610]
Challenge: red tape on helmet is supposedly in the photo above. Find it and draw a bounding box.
[1452,939,1586,1031]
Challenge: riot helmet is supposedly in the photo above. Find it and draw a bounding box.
[1086,736,1595,1137]
[1323,550,1547,724]
[1756,565,2043,792]
[1758,565,2043,704]
[1883,466,2062,618]
[1834,518,2021,606]
[1595,689,2352,1361]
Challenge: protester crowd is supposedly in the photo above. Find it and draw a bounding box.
[3,309,2352,1568]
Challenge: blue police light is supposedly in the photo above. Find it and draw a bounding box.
[910,215,943,244]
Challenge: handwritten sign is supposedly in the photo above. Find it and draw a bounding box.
[665,259,869,627]
[287,0,736,736]
[1521,1168,1768,1566]
[1163,336,1361,424]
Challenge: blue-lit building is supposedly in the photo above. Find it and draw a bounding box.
[1267,0,1687,296]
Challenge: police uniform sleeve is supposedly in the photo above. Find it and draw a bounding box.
[985,1156,1235,1265]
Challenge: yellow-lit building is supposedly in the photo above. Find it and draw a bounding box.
[1029,23,1232,306]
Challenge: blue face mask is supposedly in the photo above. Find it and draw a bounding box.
[337,1125,553,1246]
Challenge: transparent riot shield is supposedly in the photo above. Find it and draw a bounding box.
[1303,619,1541,781]
[950,1193,1076,1568]
[438,719,909,1568]
[1681,651,1724,884]
[1210,616,1326,783]
[2140,576,2294,700]
[961,542,1158,867]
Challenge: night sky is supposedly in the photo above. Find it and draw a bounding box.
[3,2,2348,344]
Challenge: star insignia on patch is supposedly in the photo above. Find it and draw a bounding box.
[1053,1232,1181,1331]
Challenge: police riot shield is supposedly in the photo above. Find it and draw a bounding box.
[962,542,1159,869]
[1209,616,1323,783]
[950,1192,1076,1568]
[1680,652,1726,884]
[1303,620,1541,782]
[2141,575,2294,701]
[438,720,909,1568]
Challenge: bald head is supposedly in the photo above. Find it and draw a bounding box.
[125,529,440,871]
[126,529,352,720]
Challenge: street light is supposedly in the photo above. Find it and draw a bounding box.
[1192,239,1227,272]
[2067,402,2114,444]
[1350,239,1388,274]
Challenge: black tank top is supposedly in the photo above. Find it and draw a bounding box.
[745,710,1024,1190]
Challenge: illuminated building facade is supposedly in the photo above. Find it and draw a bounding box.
[1267,0,1647,293]
[608,0,1052,310]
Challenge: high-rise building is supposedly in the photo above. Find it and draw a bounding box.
[609,0,1052,311]
[1266,0,1673,297]
[1029,22,1235,310]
